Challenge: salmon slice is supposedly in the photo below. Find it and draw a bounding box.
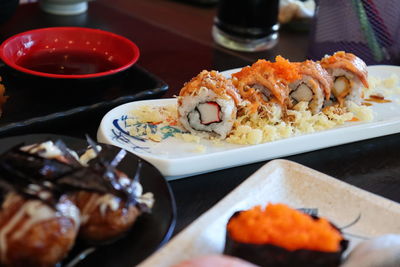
[232,57,300,112]
[320,51,369,88]
[295,60,333,100]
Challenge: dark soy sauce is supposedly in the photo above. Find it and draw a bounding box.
[18,50,120,75]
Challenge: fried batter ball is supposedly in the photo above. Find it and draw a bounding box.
[0,193,80,267]
[72,191,140,243]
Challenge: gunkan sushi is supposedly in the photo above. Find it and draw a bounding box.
[224,203,348,267]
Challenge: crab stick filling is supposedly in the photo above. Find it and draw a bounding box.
[197,102,221,125]
[188,101,222,130]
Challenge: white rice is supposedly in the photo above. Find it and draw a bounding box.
[178,87,236,139]
[330,68,363,104]
[289,75,324,114]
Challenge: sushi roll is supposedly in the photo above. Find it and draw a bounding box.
[232,56,299,119]
[320,51,369,106]
[178,70,241,139]
[289,60,333,114]
[224,203,348,267]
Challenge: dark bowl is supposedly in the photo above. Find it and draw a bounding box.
[0,27,140,79]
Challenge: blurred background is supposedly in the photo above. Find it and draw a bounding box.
[1,0,399,66]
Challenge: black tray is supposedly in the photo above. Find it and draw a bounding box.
[0,64,168,136]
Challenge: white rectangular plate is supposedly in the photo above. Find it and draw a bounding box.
[97,65,400,179]
[138,160,400,267]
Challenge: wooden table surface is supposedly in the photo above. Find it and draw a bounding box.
[1,0,400,261]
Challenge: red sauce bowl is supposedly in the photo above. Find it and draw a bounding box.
[0,27,140,79]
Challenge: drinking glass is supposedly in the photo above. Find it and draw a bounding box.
[212,0,280,52]
[0,0,19,25]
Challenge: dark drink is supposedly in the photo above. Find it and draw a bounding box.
[216,0,279,38]
[212,0,280,52]
[17,50,120,75]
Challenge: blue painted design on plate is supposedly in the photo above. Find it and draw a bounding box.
[160,126,182,139]
[111,128,150,153]
[109,114,183,153]
[113,118,145,142]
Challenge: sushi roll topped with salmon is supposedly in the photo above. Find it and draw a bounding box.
[174,51,371,144]
[178,70,241,139]
[289,60,333,114]
[224,203,348,267]
[232,56,300,117]
[321,51,369,106]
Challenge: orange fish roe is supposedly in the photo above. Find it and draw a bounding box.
[273,55,301,83]
[232,56,300,113]
[227,203,343,252]
[249,56,300,84]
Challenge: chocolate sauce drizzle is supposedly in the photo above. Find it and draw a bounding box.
[0,138,146,210]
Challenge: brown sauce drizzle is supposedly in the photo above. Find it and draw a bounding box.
[365,94,392,103]
[0,140,145,210]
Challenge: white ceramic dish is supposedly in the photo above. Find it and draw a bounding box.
[138,160,400,267]
[97,65,400,179]
[39,0,89,15]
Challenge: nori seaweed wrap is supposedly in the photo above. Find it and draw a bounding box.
[224,204,349,267]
